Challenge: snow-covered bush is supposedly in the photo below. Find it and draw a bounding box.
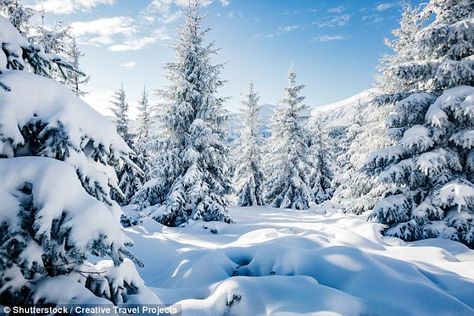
[367,0,474,247]
[265,69,313,210]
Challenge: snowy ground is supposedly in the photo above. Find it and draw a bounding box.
[126,207,474,316]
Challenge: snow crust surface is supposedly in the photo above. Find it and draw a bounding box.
[126,206,474,315]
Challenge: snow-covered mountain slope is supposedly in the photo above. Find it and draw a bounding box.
[310,90,376,128]
[228,90,377,143]
[125,206,474,315]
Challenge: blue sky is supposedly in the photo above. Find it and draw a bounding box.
[23,0,421,117]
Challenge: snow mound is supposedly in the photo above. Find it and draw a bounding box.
[126,207,474,315]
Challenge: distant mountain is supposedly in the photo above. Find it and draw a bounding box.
[309,90,376,129]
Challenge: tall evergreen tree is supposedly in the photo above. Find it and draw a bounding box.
[65,36,89,96]
[0,16,145,306]
[110,83,133,146]
[134,86,152,181]
[308,118,334,204]
[136,1,232,226]
[376,2,424,94]
[329,97,389,214]
[367,0,474,247]
[0,0,34,35]
[265,68,313,210]
[31,22,74,82]
[136,86,152,148]
[5,2,90,93]
[234,82,265,207]
[110,83,142,205]
[0,16,79,90]
[332,4,424,215]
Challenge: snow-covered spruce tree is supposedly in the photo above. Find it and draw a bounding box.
[0,16,147,306]
[135,1,232,226]
[133,86,152,180]
[332,4,424,215]
[30,22,76,83]
[109,83,143,206]
[0,0,34,35]
[136,86,152,150]
[128,88,155,213]
[64,36,90,96]
[375,2,424,94]
[329,99,363,190]
[0,17,119,204]
[1,2,88,92]
[265,69,313,210]
[331,96,393,215]
[234,82,265,207]
[308,118,334,204]
[110,83,133,147]
[367,0,474,246]
[327,126,349,187]
[0,18,77,91]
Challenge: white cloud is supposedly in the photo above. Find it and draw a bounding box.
[362,14,384,24]
[120,62,137,70]
[328,6,345,14]
[253,33,273,39]
[162,11,183,24]
[227,11,244,19]
[108,29,170,52]
[317,14,351,28]
[71,14,171,51]
[312,35,348,42]
[31,0,115,15]
[145,0,224,14]
[375,2,401,12]
[278,24,301,34]
[71,17,136,46]
[254,24,302,39]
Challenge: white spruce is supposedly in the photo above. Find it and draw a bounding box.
[137,1,232,226]
[0,16,143,306]
[367,0,474,246]
[234,82,265,207]
[265,68,313,210]
[308,118,334,204]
